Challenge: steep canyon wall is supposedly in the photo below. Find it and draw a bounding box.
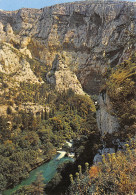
[0,0,136,133]
[0,1,136,94]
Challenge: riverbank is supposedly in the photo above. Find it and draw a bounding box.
[3,154,73,195]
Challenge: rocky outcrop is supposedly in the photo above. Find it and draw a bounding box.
[0,42,41,84]
[96,91,120,134]
[0,1,136,124]
[46,54,85,94]
[0,1,136,94]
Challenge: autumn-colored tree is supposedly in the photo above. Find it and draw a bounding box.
[69,138,136,195]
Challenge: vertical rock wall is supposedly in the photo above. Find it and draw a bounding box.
[0,1,136,94]
[96,91,120,134]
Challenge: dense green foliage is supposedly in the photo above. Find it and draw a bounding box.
[12,173,45,195]
[106,53,136,138]
[0,42,98,193]
[0,90,97,192]
[0,81,54,106]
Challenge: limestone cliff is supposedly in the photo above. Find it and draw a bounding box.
[46,54,85,94]
[0,1,136,95]
[0,0,136,133]
[96,91,119,134]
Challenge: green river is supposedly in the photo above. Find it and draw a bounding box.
[3,155,72,195]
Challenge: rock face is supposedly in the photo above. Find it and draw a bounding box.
[0,1,136,94]
[0,1,136,134]
[0,43,40,84]
[46,54,85,94]
[96,91,120,134]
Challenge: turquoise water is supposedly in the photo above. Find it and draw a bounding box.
[3,155,72,195]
